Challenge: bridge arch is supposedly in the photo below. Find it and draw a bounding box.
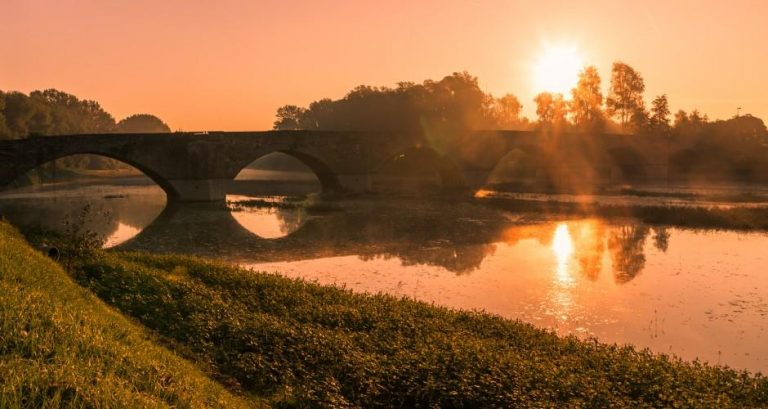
[487,145,548,187]
[232,149,342,194]
[2,151,179,200]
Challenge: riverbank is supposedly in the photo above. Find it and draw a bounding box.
[73,249,768,407]
[0,221,254,408]
[4,218,768,407]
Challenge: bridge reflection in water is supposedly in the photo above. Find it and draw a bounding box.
[116,197,668,283]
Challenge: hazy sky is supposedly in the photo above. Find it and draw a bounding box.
[2,0,767,131]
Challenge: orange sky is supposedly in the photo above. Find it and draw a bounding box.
[2,0,767,131]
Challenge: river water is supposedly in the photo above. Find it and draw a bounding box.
[1,182,767,374]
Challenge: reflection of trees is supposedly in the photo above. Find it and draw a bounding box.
[0,198,118,240]
[0,194,167,246]
[572,221,606,281]
[607,224,650,283]
[359,243,497,275]
[273,207,308,235]
[652,227,670,253]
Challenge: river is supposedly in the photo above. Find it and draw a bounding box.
[1,181,767,374]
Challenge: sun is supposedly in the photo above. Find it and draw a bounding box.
[532,44,584,96]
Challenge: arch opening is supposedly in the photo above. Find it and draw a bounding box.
[227,151,329,239]
[486,148,546,191]
[0,153,168,248]
[230,151,338,197]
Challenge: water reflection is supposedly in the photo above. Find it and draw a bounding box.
[552,223,575,286]
[608,225,650,283]
[3,185,768,372]
[228,196,308,239]
[122,199,506,274]
[575,221,605,281]
[0,185,166,247]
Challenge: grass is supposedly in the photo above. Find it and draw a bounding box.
[0,221,257,408]
[70,249,768,408]
[479,196,768,230]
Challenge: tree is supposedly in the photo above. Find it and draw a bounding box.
[30,89,115,134]
[2,91,40,138]
[673,110,688,128]
[115,114,171,133]
[491,94,523,129]
[631,107,650,134]
[271,72,517,132]
[570,66,604,132]
[689,109,708,126]
[606,62,645,132]
[273,105,307,130]
[649,94,671,134]
[534,92,569,129]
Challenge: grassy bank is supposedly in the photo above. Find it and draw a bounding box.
[479,196,768,230]
[0,222,254,408]
[72,250,768,408]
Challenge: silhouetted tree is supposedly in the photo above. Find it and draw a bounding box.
[273,105,308,130]
[649,94,671,135]
[115,114,171,133]
[631,106,650,134]
[534,92,569,130]
[689,109,708,126]
[673,110,688,129]
[1,91,40,138]
[30,89,116,134]
[272,72,529,132]
[491,94,525,129]
[606,62,645,132]
[570,66,604,133]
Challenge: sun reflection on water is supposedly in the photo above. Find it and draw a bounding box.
[548,223,576,323]
[552,223,574,286]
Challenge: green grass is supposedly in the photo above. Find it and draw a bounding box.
[0,222,257,408]
[72,250,768,408]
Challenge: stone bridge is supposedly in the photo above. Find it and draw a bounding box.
[0,130,670,201]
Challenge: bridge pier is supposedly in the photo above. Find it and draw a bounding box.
[166,179,231,202]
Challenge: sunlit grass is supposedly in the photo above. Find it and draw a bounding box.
[0,221,257,408]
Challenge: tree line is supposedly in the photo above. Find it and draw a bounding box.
[274,65,768,182]
[273,72,529,132]
[0,88,170,140]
